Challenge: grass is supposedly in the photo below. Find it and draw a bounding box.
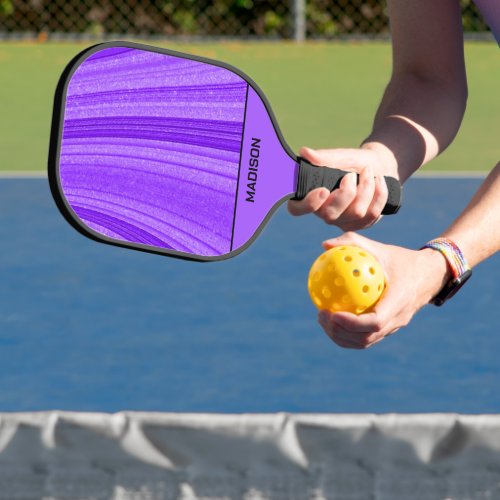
[0,40,497,172]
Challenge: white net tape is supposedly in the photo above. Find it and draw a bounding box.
[0,412,500,499]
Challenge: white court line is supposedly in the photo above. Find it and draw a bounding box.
[414,170,487,178]
[0,171,47,178]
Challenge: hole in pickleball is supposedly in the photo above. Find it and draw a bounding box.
[356,306,366,314]
[362,285,369,293]
[352,269,360,277]
[342,295,351,304]
[378,284,382,291]
[313,294,322,307]
[369,267,375,275]
[359,252,366,257]
[322,286,331,299]
[313,271,321,282]
[334,277,344,286]
[327,264,335,272]
[344,256,352,262]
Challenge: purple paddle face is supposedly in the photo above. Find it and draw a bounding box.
[53,43,298,260]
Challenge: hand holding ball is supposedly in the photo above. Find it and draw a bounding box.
[308,245,385,314]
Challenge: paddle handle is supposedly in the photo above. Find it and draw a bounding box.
[293,157,402,215]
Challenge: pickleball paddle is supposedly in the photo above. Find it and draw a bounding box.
[48,41,401,261]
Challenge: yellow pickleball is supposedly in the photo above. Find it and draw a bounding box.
[308,245,385,314]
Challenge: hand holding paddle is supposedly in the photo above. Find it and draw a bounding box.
[289,146,400,231]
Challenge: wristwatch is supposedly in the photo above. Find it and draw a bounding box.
[421,238,472,306]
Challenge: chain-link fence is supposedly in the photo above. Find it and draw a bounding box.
[0,0,491,40]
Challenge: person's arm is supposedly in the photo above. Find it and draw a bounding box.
[440,164,500,268]
[317,162,500,349]
[363,0,468,182]
[288,0,467,229]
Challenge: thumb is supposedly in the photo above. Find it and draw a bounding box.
[299,146,325,166]
[322,231,368,250]
[299,147,366,170]
[321,233,389,272]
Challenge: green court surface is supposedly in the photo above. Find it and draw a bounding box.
[0,41,497,173]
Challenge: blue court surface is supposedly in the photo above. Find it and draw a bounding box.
[0,176,498,413]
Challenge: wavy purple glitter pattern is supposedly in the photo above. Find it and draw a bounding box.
[60,47,247,256]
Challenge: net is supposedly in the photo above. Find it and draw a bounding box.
[1,412,500,499]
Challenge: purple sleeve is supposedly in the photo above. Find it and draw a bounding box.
[473,0,500,45]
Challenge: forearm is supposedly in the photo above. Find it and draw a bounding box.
[418,162,500,303]
[441,162,500,267]
[362,73,467,182]
[361,0,467,183]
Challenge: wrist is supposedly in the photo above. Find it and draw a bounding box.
[361,141,399,178]
[417,248,453,303]
[420,238,472,306]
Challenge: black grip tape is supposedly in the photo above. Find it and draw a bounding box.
[293,158,402,215]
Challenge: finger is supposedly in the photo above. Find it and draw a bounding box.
[315,172,357,224]
[330,317,390,349]
[319,311,371,348]
[363,174,389,224]
[323,171,390,231]
[317,310,333,330]
[320,321,365,349]
[342,164,376,221]
[364,335,386,348]
[330,311,385,335]
[367,289,411,336]
[331,336,364,349]
[288,187,330,216]
[339,213,383,232]
[329,327,380,349]
[298,146,326,166]
[360,328,398,348]
[319,310,390,349]
[332,290,403,339]
[330,323,370,347]
[385,328,400,337]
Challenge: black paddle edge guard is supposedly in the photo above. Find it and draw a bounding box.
[293,158,402,215]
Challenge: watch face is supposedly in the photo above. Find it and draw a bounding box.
[432,269,472,306]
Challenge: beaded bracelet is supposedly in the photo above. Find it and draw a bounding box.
[421,238,470,278]
[420,238,472,306]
